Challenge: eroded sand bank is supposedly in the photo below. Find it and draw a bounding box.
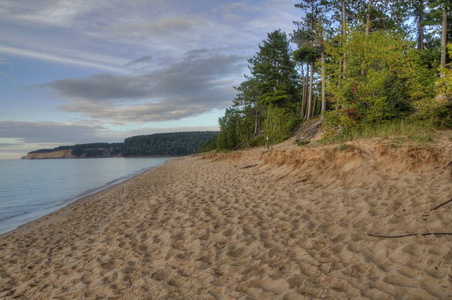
[1,140,452,299]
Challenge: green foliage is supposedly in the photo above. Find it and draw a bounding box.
[213,3,449,150]
[293,45,319,64]
[408,49,439,112]
[434,101,452,127]
[264,105,291,144]
[434,43,452,127]
[297,139,310,146]
[249,30,299,108]
[28,134,218,158]
[122,132,219,156]
[323,109,361,138]
[326,30,435,127]
[217,108,240,150]
[72,143,123,157]
[198,136,219,153]
[249,135,266,147]
[321,118,436,144]
[438,44,452,98]
[216,30,300,150]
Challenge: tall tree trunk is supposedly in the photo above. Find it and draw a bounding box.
[311,93,316,119]
[441,2,447,75]
[366,0,373,36]
[301,64,307,119]
[321,50,326,114]
[341,0,346,37]
[307,62,314,121]
[418,0,424,50]
[341,0,347,76]
[304,65,309,119]
[254,102,259,136]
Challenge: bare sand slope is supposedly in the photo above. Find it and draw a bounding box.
[1,138,452,299]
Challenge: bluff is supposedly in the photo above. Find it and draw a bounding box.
[26,132,219,159]
[26,143,122,160]
[26,149,74,160]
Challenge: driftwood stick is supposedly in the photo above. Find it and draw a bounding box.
[241,164,259,169]
[368,232,452,239]
[445,160,452,169]
[431,198,452,211]
[294,178,308,184]
[368,233,417,238]
[233,142,245,151]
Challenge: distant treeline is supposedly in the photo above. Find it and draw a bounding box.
[27,132,219,157]
[72,143,123,158]
[122,132,219,156]
[28,145,74,154]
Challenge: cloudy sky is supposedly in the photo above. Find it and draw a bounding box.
[0,0,299,159]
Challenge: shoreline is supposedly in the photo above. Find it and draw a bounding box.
[1,148,451,299]
[25,155,183,160]
[0,157,174,238]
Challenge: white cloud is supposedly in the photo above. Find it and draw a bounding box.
[37,51,246,123]
[0,44,130,73]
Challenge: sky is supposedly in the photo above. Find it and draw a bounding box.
[0,0,300,159]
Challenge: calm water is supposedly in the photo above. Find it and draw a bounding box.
[0,158,169,235]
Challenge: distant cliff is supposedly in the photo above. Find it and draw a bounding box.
[26,149,74,160]
[26,132,218,159]
[26,143,123,160]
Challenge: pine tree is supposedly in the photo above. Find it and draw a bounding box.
[427,0,451,72]
[248,30,298,109]
[294,0,332,117]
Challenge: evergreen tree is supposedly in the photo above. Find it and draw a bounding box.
[216,30,299,149]
[293,0,331,118]
[426,0,451,70]
[248,30,299,109]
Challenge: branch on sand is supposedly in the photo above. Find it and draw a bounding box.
[241,164,259,169]
[445,159,452,169]
[430,198,452,211]
[368,232,452,239]
[233,142,245,151]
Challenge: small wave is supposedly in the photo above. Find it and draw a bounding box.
[58,163,161,206]
[0,211,30,223]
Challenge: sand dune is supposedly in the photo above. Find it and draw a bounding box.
[1,136,452,299]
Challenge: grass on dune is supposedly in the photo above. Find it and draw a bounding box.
[321,119,437,145]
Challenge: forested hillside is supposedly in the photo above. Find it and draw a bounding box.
[216,0,452,150]
[27,132,218,159]
[122,132,219,156]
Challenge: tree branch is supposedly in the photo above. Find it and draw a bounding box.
[241,164,259,169]
[431,198,452,211]
[445,160,452,169]
[368,232,452,239]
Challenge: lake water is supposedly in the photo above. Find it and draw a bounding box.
[0,157,169,235]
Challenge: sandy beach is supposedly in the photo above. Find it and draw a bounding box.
[1,138,452,299]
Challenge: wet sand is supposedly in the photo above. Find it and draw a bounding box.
[1,140,452,299]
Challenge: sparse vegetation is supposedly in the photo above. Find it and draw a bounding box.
[321,119,436,145]
[297,139,310,146]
